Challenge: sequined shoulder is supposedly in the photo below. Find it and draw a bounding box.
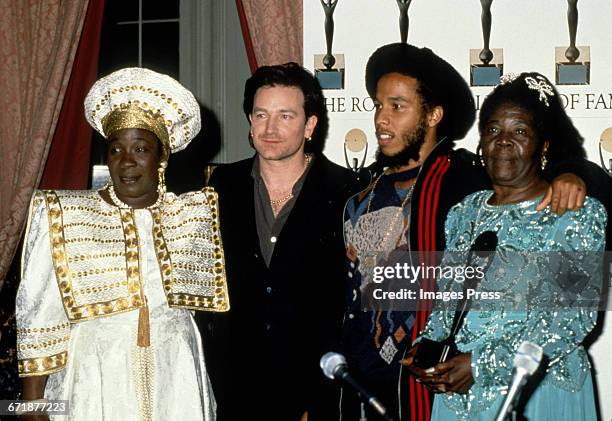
[444,190,493,247]
[551,196,607,252]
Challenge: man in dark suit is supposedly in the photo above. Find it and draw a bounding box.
[200,63,360,420]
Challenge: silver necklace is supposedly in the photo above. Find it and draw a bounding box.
[107,184,164,209]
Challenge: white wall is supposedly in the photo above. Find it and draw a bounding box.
[304,0,612,168]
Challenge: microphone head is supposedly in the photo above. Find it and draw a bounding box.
[513,341,543,376]
[473,230,498,257]
[320,352,347,380]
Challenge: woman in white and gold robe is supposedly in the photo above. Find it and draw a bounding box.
[17,67,229,421]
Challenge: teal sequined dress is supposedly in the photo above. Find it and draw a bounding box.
[424,191,607,421]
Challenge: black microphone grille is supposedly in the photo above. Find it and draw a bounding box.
[473,230,498,256]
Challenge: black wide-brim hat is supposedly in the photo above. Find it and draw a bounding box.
[365,43,475,142]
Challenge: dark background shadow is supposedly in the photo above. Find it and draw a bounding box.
[0,240,21,399]
[166,103,222,194]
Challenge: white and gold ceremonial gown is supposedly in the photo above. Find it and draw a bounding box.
[16,189,229,421]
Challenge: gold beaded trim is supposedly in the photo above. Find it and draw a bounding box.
[71,266,124,278]
[18,335,70,351]
[74,280,127,297]
[41,190,227,319]
[61,205,117,217]
[64,221,122,230]
[102,103,169,147]
[150,207,174,296]
[205,187,230,311]
[17,322,70,335]
[32,193,44,209]
[151,188,229,312]
[119,208,145,308]
[90,84,191,149]
[168,248,213,259]
[18,351,68,377]
[64,237,124,245]
[166,293,220,310]
[68,251,124,263]
[43,191,144,321]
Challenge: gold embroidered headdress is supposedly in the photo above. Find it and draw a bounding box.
[84,67,201,153]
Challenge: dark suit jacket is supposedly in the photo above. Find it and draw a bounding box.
[199,154,361,420]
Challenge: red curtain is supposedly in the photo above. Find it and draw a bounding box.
[40,0,105,190]
[235,0,303,72]
[236,0,258,73]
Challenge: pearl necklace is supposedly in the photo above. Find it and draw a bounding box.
[107,184,164,209]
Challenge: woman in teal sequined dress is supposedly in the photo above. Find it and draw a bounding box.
[404,72,607,420]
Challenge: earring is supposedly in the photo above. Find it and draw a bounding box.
[158,161,167,198]
[475,145,485,167]
[540,153,548,170]
[306,136,312,142]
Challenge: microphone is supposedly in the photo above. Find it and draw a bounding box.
[449,230,498,338]
[494,341,543,421]
[320,352,394,421]
[469,230,498,266]
[464,230,498,294]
